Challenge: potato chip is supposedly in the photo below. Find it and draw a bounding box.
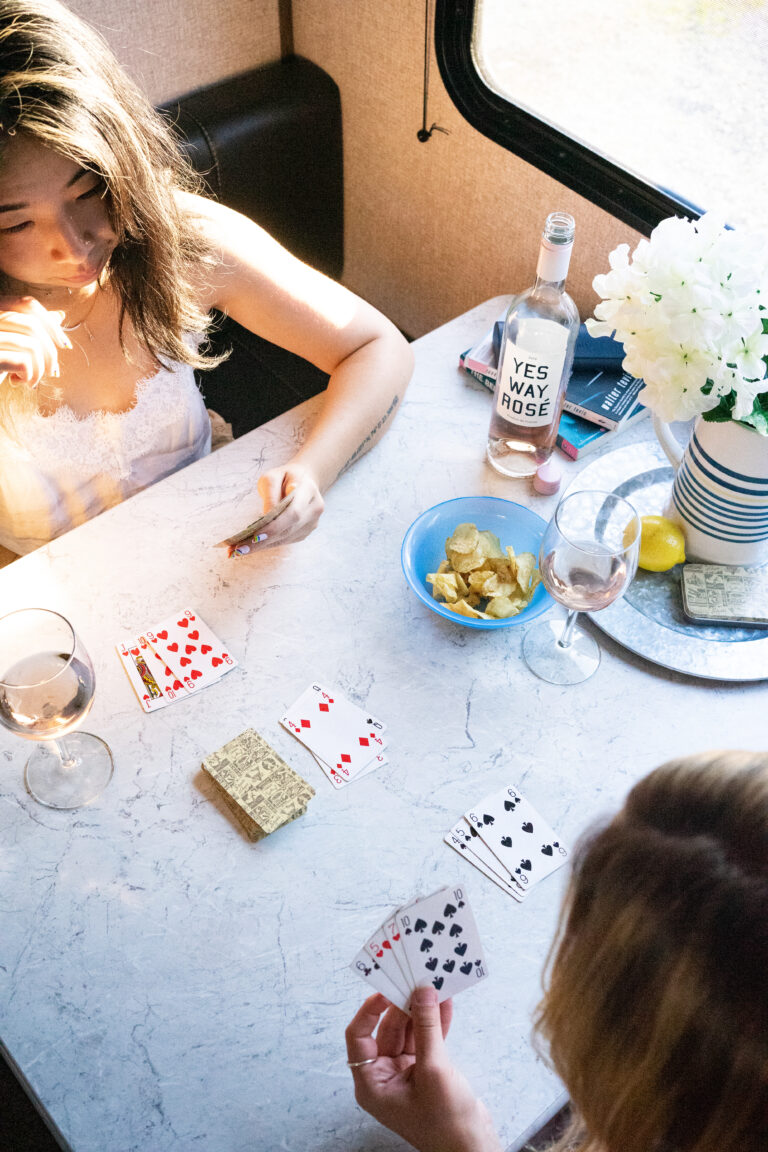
[449,545,489,574]
[429,521,540,621]
[477,530,504,558]
[486,557,516,583]
[467,569,498,597]
[514,552,537,594]
[486,595,526,619]
[427,572,461,602]
[446,523,479,555]
[448,599,490,619]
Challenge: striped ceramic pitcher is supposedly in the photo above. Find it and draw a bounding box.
[653,415,768,566]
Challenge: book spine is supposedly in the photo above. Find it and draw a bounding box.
[459,353,496,393]
[463,354,498,381]
[555,433,579,460]
[562,399,616,431]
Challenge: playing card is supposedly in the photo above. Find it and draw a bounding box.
[313,751,388,789]
[396,885,488,1002]
[216,491,295,548]
[445,821,526,902]
[202,728,314,836]
[364,923,410,1000]
[280,682,387,779]
[143,637,193,700]
[385,896,428,988]
[146,609,238,692]
[464,785,569,893]
[383,914,412,988]
[116,634,186,712]
[215,788,306,842]
[349,947,410,1013]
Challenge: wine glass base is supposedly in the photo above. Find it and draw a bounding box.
[24,732,114,809]
[523,618,601,685]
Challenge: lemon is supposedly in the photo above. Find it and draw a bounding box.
[626,515,686,572]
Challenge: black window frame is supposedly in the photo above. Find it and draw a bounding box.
[434,0,703,236]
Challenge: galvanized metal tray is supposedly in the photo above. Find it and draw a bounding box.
[563,440,768,681]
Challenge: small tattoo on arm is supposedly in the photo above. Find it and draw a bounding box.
[340,394,400,475]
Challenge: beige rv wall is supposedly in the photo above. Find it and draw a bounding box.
[67,0,280,103]
[70,0,642,340]
[292,1,644,338]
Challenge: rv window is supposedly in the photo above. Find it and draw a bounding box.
[435,0,767,235]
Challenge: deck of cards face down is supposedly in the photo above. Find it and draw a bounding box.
[280,681,388,788]
[203,728,315,841]
[445,785,570,901]
[117,609,238,712]
[351,885,488,1012]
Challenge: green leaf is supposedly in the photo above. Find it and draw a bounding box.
[702,391,736,423]
[742,407,768,435]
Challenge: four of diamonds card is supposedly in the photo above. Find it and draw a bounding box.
[280,681,388,788]
[351,885,488,1011]
[445,784,570,901]
[117,608,238,712]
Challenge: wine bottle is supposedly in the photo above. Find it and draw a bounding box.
[487,212,579,477]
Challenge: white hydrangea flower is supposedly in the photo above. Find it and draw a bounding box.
[588,213,768,429]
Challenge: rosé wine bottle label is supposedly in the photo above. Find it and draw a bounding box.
[495,331,567,429]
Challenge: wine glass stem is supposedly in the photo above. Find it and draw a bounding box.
[51,737,76,769]
[558,610,580,649]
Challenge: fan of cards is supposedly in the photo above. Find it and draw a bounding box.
[280,681,388,789]
[445,784,569,901]
[351,885,488,1012]
[117,608,238,712]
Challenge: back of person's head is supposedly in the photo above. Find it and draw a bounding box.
[0,0,217,374]
[536,750,768,1152]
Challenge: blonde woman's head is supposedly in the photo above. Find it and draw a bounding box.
[536,750,768,1152]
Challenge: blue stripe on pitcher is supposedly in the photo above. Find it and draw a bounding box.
[674,473,768,542]
[676,469,768,522]
[692,429,768,487]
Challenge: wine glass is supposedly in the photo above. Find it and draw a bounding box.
[523,490,640,684]
[0,608,113,808]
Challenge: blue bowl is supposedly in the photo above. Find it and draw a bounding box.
[401,496,554,630]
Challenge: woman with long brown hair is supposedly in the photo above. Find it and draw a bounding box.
[346,750,768,1152]
[0,0,412,557]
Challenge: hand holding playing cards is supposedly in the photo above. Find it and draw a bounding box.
[251,461,324,547]
[346,988,502,1152]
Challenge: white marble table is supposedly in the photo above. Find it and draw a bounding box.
[1,297,765,1152]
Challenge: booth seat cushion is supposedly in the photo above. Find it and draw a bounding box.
[158,56,343,437]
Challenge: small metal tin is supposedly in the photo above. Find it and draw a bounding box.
[681,564,768,627]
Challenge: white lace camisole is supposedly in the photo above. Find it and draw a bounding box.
[0,358,211,556]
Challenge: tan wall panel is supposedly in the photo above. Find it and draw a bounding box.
[293,2,643,337]
[68,0,281,103]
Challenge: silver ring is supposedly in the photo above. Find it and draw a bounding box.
[347,1057,377,1068]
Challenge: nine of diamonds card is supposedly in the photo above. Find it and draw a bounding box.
[351,885,488,1008]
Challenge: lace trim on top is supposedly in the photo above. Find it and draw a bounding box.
[16,359,203,482]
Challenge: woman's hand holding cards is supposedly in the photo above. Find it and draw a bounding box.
[346,988,502,1152]
[227,463,325,554]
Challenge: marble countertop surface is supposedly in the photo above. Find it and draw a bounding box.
[1,296,765,1152]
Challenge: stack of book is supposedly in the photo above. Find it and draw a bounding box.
[460,317,648,459]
